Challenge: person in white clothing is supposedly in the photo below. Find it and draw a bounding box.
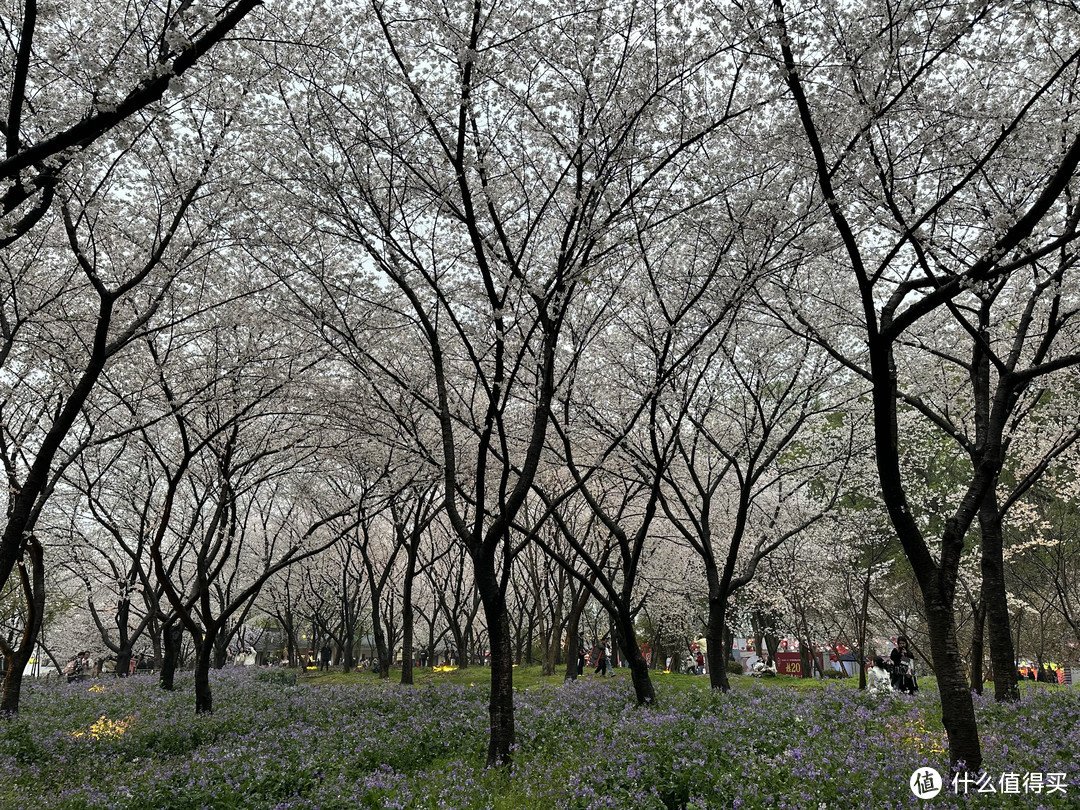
[868,656,892,693]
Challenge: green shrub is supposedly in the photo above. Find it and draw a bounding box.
[822,669,848,680]
[726,659,744,675]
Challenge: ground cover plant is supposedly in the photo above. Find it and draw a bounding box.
[2,668,1077,809]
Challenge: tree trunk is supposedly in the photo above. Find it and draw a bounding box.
[858,561,871,690]
[0,615,40,715]
[159,622,183,691]
[476,570,514,767]
[284,610,296,667]
[459,618,472,671]
[0,651,29,715]
[563,580,590,682]
[614,608,655,704]
[400,581,415,686]
[979,496,1019,702]
[706,592,730,691]
[149,616,163,670]
[115,645,132,678]
[624,638,654,704]
[448,624,466,670]
[342,597,356,672]
[193,628,216,714]
[926,584,982,771]
[969,597,986,695]
[213,632,229,669]
[370,603,390,680]
[0,538,45,715]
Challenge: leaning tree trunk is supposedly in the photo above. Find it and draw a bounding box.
[979,496,1019,702]
[0,653,29,715]
[0,591,40,712]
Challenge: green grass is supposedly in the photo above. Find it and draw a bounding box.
[298,663,866,692]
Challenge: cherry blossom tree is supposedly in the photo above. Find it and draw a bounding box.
[1,0,261,245]
[262,0,763,764]
[770,0,1080,769]
[657,307,861,690]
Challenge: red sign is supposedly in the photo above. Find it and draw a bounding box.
[775,652,801,676]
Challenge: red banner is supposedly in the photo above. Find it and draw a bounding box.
[775,652,801,677]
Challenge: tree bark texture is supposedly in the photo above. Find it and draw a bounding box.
[926,590,982,770]
[159,622,183,691]
[978,496,1020,701]
[477,577,514,767]
[969,598,986,695]
[0,538,44,715]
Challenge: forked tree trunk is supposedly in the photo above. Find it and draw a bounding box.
[0,619,35,714]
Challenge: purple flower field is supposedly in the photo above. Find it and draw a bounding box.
[3,670,1077,808]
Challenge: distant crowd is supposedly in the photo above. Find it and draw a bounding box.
[62,651,149,682]
[1018,663,1063,684]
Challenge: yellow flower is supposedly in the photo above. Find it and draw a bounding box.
[72,714,134,740]
[886,716,946,757]
[88,684,105,693]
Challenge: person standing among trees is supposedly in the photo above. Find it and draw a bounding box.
[890,637,907,692]
[594,638,610,676]
[890,637,918,694]
[577,635,586,676]
[320,644,332,672]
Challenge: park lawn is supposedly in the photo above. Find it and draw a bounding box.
[299,662,566,689]
[300,663,848,691]
[2,667,1077,809]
